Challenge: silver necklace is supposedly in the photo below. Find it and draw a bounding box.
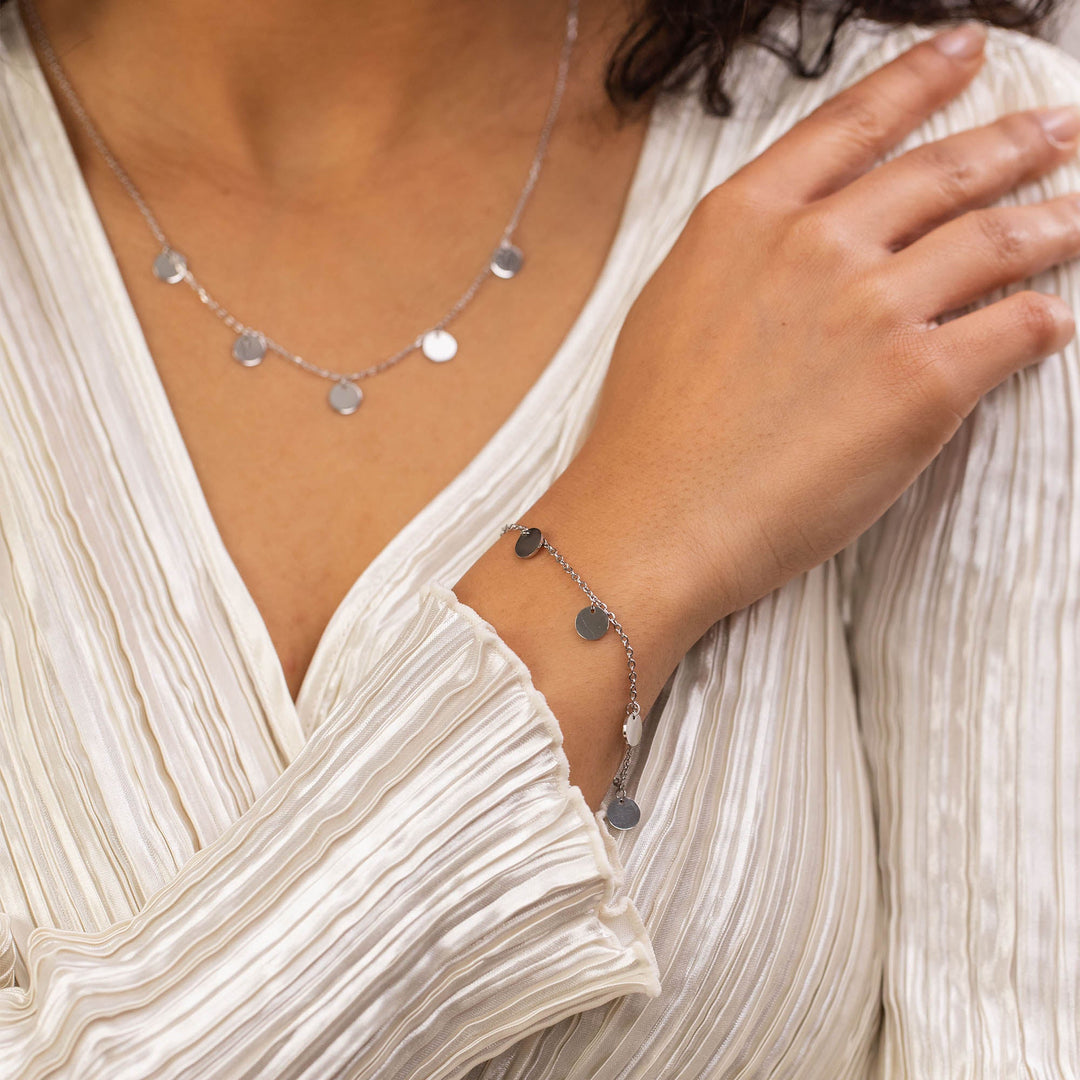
[19,0,581,415]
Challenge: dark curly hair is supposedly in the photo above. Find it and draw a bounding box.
[604,0,1067,117]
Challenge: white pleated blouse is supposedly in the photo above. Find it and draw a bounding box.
[0,3,1078,1076]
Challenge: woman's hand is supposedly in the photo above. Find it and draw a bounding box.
[572,20,1080,639]
[456,22,1080,808]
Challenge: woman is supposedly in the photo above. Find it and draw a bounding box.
[0,0,1077,1074]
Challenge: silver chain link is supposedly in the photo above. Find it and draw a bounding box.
[17,0,581,388]
[500,522,640,801]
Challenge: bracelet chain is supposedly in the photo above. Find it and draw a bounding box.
[500,522,643,827]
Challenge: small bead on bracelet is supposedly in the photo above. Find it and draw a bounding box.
[500,522,643,831]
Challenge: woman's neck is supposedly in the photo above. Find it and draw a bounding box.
[25,0,629,200]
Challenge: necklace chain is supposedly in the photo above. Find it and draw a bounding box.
[17,0,581,414]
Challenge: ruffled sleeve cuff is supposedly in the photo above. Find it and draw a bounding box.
[1,579,658,1079]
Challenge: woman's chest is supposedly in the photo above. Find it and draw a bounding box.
[73,122,652,704]
[127,259,616,705]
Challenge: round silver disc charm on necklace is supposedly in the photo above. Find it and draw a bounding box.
[328,379,363,415]
[490,243,524,279]
[152,248,187,284]
[232,330,267,367]
[421,329,458,363]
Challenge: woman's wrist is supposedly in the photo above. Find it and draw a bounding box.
[450,452,719,810]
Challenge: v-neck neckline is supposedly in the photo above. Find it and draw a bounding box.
[6,0,680,737]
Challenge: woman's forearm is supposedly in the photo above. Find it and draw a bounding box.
[451,451,716,810]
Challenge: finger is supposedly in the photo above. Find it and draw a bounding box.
[820,105,1080,250]
[732,22,988,207]
[887,194,1080,321]
[919,289,1075,416]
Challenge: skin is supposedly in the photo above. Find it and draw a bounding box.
[28,4,1080,810]
[28,0,652,701]
[458,23,1080,806]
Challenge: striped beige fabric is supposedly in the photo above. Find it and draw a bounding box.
[1,5,1078,1075]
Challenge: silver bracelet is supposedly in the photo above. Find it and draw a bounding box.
[500,522,643,831]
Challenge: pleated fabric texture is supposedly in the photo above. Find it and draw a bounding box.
[0,583,659,1078]
[845,44,1080,1080]
[0,3,1078,1075]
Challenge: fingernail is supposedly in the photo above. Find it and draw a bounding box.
[1036,105,1080,150]
[932,22,987,58]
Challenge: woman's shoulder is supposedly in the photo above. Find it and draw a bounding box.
[0,0,53,180]
[664,15,1080,198]
[835,16,1080,101]
[0,1,35,87]
[861,16,1080,72]
[819,18,1080,186]
[704,15,1080,138]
